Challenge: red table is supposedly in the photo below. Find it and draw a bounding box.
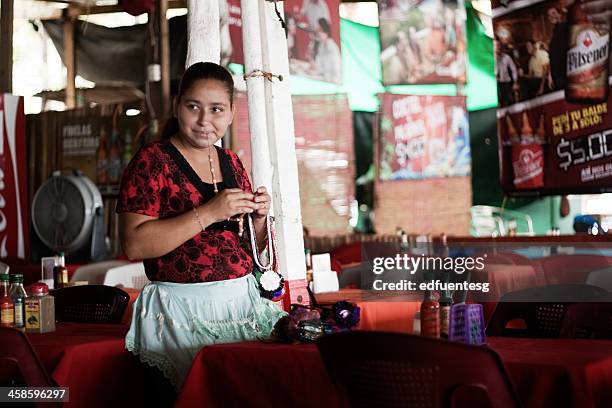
[175,337,612,408]
[27,323,145,408]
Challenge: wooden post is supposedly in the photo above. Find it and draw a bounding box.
[258,1,308,301]
[186,0,220,66]
[0,0,14,93]
[240,0,273,192]
[63,14,76,109]
[158,0,171,117]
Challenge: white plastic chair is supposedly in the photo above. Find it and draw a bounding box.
[0,261,9,274]
[471,205,535,237]
[103,262,149,290]
[71,260,130,285]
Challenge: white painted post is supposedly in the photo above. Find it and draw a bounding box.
[240,0,274,195]
[258,1,308,302]
[186,0,220,66]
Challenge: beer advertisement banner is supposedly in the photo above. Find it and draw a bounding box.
[379,94,471,180]
[378,0,467,85]
[227,0,342,84]
[0,94,28,260]
[493,0,611,195]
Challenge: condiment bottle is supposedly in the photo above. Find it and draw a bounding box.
[1,274,15,328]
[420,290,440,338]
[9,274,27,331]
[53,253,68,289]
[25,282,55,333]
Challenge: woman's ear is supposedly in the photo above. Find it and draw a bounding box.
[230,103,235,125]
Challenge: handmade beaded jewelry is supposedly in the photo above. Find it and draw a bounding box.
[208,146,244,236]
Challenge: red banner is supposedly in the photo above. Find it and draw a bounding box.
[227,0,342,84]
[0,94,28,260]
[493,0,611,195]
[379,94,471,180]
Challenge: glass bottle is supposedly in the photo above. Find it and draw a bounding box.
[53,253,68,289]
[9,274,27,331]
[565,0,609,104]
[420,290,440,338]
[122,129,133,168]
[0,274,14,328]
[108,131,122,184]
[96,127,109,185]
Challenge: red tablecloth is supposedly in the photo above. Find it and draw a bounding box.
[27,323,145,408]
[492,337,612,408]
[176,337,612,408]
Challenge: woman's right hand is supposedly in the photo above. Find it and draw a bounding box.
[202,188,257,223]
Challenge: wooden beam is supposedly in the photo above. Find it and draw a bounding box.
[259,1,308,288]
[24,0,187,20]
[63,14,76,109]
[158,0,170,117]
[186,0,219,66]
[0,0,14,93]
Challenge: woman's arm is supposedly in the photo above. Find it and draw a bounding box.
[120,189,258,260]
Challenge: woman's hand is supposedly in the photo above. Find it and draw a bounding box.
[252,186,271,219]
[202,188,257,223]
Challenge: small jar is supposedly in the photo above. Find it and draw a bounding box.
[25,283,55,333]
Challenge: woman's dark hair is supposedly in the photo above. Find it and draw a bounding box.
[162,62,235,139]
[318,18,331,37]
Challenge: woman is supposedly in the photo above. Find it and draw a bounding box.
[117,62,286,397]
[312,18,342,84]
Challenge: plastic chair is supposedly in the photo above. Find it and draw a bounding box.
[471,205,535,237]
[560,302,612,339]
[317,331,520,408]
[0,261,9,274]
[586,267,612,291]
[0,328,61,407]
[537,254,612,285]
[52,285,129,324]
[486,284,609,338]
[70,260,130,285]
[103,262,149,289]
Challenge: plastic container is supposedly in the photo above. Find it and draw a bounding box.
[448,303,486,345]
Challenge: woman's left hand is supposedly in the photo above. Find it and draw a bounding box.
[252,186,271,219]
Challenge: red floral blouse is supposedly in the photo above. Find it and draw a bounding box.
[116,139,254,283]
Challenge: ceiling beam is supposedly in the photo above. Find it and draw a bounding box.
[21,0,187,20]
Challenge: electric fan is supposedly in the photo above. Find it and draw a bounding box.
[31,170,109,262]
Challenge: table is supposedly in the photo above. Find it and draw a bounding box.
[27,323,145,408]
[492,337,612,408]
[175,337,612,408]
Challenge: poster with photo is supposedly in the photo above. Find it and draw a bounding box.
[379,94,471,180]
[227,0,342,84]
[378,0,467,85]
[493,0,611,194]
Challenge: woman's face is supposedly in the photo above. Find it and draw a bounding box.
[175,79,234,149]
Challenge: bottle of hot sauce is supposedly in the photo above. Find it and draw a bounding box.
[420,290,440,338]
[0,274,15,328]
[565,1,609,104]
